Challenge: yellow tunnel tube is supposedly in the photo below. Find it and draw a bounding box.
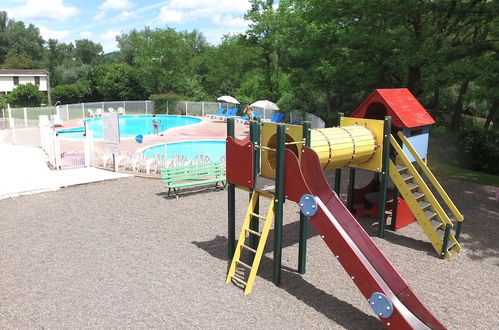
[310,125,377,170]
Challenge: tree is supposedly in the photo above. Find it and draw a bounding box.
[74,39,103,64]
[51,84,88,104]
[1,49,35,69]
[8,83,43,107]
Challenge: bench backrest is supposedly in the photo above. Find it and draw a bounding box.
[161,162,225,182]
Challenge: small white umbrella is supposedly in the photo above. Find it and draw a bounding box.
[217,95,240,104]
[250,100,279,110]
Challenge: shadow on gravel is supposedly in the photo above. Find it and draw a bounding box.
[356,217,436,256]
[156,186,226,199]
[193,235,382,329]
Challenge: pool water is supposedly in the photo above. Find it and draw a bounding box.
[57,115,201,139]
[143,140,226,161]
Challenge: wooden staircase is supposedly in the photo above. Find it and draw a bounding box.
[389,133,464,260]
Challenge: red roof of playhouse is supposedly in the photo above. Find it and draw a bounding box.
[351,88,435,128]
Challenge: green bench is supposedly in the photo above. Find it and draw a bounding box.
[160,161,226,198]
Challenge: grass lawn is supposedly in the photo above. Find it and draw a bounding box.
[429,159,499,187]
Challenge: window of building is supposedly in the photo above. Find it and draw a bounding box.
[13,76,19,85]
[34,76,40,85]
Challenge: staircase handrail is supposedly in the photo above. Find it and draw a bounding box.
[396,132,464,222]
[390,135,453,226]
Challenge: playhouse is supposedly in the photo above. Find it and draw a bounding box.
[222,88,463,329]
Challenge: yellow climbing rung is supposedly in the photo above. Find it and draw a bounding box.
[249,212,267,220]
[226,190,275,295]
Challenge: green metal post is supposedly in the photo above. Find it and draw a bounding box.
[378,116,392,238]
[227,118,236,259]
[298,121,311,274]
[249,120,259,251]
[273,123,286,286]
[347,168,356,212]
[440,224,451,259]
[390,187,400,230]
[455,222,462,242]
[334,113,344,194]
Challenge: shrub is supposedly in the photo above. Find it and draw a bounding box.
[8,83,43,107]
[149,93,186,114]
[456,119,499,174]
[51,84,88,104]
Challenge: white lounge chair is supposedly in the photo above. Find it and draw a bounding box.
[95,108,104,117]
[108,107,116,113]
[51,114,64,127]
[87,109,95,118]
[117,107,125,115]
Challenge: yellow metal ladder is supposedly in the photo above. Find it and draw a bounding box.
[226,190,275,295]
[389,134,464,260]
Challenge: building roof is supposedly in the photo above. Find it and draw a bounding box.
[351,88,435,128]
[0,69,49,76]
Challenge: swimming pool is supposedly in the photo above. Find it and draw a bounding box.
[57,115,202,139]
[143,140,226,162]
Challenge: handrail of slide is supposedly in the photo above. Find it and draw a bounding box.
[396,132,464,222]
[390,136,453,227]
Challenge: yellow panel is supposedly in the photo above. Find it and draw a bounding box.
[340,117,385,172]
[261,122,303,179]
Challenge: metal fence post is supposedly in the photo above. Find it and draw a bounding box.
[7,104,12,128]
[185,101,188,115]
[81,103,85,119]
[65,105,69,120]
[202,102,205,117]
[145,100,148,114]
[23,107,27,126]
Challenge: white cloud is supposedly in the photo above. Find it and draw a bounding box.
[99,0,134,11]
[79,31,93,38]
[157,0,251,24]
[94,11,107,21]
[36,25,70,41]
[101,28,122,40]
[8,0,79,22]
[212,15,249,29]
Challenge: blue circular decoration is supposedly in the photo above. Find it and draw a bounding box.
[135,135,143,143]
[368,292,393,319]
[299,194,318,217]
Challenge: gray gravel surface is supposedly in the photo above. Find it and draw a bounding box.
[1,174,498,329]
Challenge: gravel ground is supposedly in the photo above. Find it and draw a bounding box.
[0,173,497,329]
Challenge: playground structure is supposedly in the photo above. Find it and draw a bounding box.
[224,89,464,329]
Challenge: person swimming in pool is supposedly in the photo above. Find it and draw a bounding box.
[152,114,161,135]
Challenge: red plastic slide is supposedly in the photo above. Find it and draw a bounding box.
[283,147,446,330]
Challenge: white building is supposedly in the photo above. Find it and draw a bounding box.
[0,69,51,104]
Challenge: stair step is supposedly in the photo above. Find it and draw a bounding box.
[242,244,257,253]
[424,210,437,220]
[231,275,247,286]
[396,165,407,172]
[430,219,444,229]
[249,212,267,220]
[407,183,419,190]
[418,201,431,210]
[437,230,457,249]
[245,228,261,237]
[413,191,425,200]
[401,173,414,181]
[236,260,252,269]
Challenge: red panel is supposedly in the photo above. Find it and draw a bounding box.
[351,88,435,129]
[226,136,254,188]
[394,198,416,230]
[283,149,311,203]
[397,287,447,330]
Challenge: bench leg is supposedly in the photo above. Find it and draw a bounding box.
[174,188,179,199]
[167,188,171,196]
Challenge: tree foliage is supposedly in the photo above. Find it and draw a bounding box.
[8,83,43,107]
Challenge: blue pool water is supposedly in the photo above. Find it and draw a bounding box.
[57,115,201,139]
[143,140,226,161]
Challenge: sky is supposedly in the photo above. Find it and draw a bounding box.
[1,0,254,53]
